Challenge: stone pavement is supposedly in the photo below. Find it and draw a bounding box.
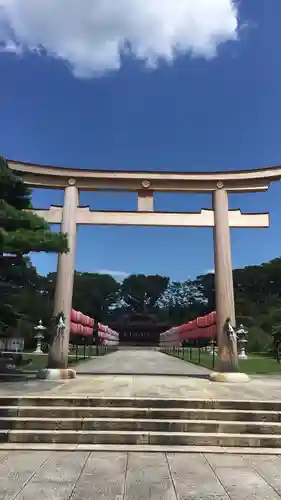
[1,450,281,499]
[1,349,281,402]
[1,371,281,401]
[1,351,281,498]
[75,349,211,375]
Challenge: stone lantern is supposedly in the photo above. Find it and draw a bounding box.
[209,339,217,356]
[236,324,248,359]
[33,320,46,354]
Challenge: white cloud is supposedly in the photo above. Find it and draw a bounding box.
[0,0,239,77]
[96,269,129,280]
[206,268,215,274]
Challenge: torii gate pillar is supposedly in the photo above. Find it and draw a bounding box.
[47,181,78,374]
[211,184,249,382]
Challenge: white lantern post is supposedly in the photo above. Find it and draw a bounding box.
[237,324,248,359]
[33,320,46,354]
[209,339,217,356]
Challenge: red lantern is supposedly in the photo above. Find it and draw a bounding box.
[71,309,79,323]
[84,326,93,336]
[70,322,78,334]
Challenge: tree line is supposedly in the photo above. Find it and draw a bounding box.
[1,155,281,352]
[3,256,281,352]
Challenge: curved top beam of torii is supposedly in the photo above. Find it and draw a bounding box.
[8,159,281,193]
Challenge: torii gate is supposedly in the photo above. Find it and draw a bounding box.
[9,159,280,381]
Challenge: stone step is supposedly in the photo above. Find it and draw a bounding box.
[1,397,281,411]
[0,417,280,434]
[5,429,281,447]
[1,397,280,448]
[1,406,279,421]
[2,442,281,454]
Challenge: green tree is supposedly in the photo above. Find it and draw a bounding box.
[120,274,169,313]
[0,258,51,334]
[0,156,67,256]
[0,156,68,337]
[247,326,272,353]
[157,279,206,324]
[194,273,215,312]
[47,271,120,322]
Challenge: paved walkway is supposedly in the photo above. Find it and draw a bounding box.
[1,351,281,401]
[75,349,211,376]
[1,450,281,499]
[1,371,281,401]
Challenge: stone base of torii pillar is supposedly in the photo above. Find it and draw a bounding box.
[36,368,76,380]
[209,371,249,383]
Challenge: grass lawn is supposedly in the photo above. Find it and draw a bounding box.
[20,345,116,372]
[166,348,281,375]
[20,353,90,372]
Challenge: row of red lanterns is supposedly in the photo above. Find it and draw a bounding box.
[70,322,93,336]
[71,309,94,327]
[160,311,217,346]
[178,311,216,334]
[70,309,94,337]
[70,309,120,342]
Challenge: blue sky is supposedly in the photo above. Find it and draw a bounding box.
[0,0,280,282]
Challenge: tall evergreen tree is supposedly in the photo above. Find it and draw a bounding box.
[0,156,67,256]
[0,156,68,331]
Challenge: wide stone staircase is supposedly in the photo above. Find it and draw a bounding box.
[0,396,281,449]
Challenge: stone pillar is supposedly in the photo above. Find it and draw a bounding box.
[212,184,237,374]
[48,180,78,369]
